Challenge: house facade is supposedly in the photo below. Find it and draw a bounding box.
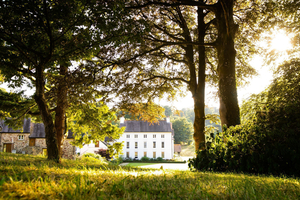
[117,117,174,160]
[0,119,107,159]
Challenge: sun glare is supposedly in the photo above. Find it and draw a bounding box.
[270,30,293,51]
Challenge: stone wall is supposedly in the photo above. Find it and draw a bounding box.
[35,138,47,148]
[22,146,43,155]
[0,133,30,153]
[62,139,76,159]
[0,133,77,159]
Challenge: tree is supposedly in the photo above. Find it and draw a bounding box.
[119,102,166,123]
[0,0,141,162]
[125,0,258,150]
[172,117,193,144]
[163,105,173,117]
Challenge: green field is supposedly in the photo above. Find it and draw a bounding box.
[125,163,157,167]
[1,152,300,199]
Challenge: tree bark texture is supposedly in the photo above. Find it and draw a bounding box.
[216,0,240,128]
[193,5,206,151]
[176,4,206,151]
[55,65,68,157]
[34,65,60,162]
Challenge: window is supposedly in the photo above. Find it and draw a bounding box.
[144,152,147,157]
[126,142,130,149]
[126,152,130,158]
[135,152,138,159]
[126,135,130,138]
[18,135,24,140]
[153,134,156,138]
[144,142,147,148]
[135,142,138,149]
[162,152,165,158]
[153,152,156,158]
[144,134,147,138]
[161,134,165,138]
[153,141,156,148]
[162,142,165,148]
[134,134,138,138]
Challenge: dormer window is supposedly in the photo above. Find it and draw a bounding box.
[18,135,24,140]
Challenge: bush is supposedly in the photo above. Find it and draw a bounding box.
[94,149,111,160]
[124,157,133,161]
[189,105,300,176]
[156,157,163,161]
[83,153,107,163]
[189,61,300,176]
[141,156,150,161]
[109,156,124,165]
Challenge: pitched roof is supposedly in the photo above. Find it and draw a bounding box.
[0,118,31,133]
[29,123,74,139]
[120,120,173,132]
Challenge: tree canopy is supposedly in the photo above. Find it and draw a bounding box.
[172,117,193,144]
[0,0,145,162]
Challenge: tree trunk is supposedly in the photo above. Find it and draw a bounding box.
[193,5,206,151]
[34,65,60,162]
[216,1,240,128]
[55,65,68,157]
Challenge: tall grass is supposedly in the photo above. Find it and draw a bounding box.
[0,152,300,199]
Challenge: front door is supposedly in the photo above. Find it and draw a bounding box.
[29,138,36,146]
[3,143,13,153]
[95,141,99,147]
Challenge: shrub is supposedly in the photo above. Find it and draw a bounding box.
[124,157,133,161]
[83,153,107,163]
[156,157,163,161]
[141,156,150,161]
[189,61,300,176]
[94,149,111,160]
[189,105,300,176]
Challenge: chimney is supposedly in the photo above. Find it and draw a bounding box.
[166,117,170,123]
[120,116,125,124]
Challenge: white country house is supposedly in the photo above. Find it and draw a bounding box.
[117,117,174,160]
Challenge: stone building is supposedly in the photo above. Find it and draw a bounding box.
[0,119,107,159]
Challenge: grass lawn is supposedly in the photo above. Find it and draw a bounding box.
[1,152,300,199]
[125,163,157,167]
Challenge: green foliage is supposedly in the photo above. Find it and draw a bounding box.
[0,0,147,161]
[189,60,300,176]
[156,157,163,161]
[163,106,172,117]
[141,156,150,161]
[108,142,124,159]
[68,102,125,157]
[69,103,123,146]
[82,153,107,164]
[110,155,124,165]
[119,102,166,124]
[172,117,193,144]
